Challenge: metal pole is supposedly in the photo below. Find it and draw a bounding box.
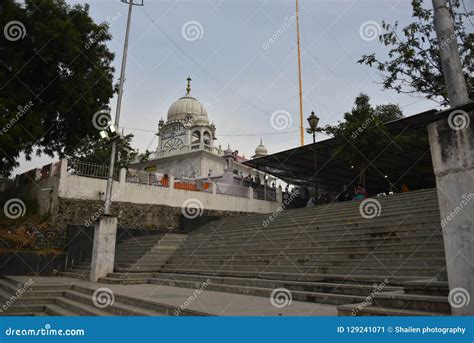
[296,0,304,146]
[432,0,469,106]
[104,0,134,215]
[313,144,318,202]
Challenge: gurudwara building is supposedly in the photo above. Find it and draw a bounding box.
[131,78,270,183]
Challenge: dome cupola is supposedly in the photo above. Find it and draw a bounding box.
[166,77,209,125]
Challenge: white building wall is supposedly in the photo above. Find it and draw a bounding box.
[58,172,279,214]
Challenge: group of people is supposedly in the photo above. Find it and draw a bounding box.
[305,183,411,208]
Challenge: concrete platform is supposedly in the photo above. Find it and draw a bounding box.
[6,275,337,316]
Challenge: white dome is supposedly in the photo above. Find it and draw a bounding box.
[167,95,208,124]
[254,139,268,156]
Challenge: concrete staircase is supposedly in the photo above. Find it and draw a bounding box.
[60,233,187,279]
[0,276,201,316]
[114,233,187,272]
[99,188,451,315]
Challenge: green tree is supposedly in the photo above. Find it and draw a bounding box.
[71,134,136,170]
[358,0,473,106]
[323,94,404,186]
[0,0,116,175]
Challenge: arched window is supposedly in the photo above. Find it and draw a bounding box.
[192,130,200,144]
[203,131,211,145]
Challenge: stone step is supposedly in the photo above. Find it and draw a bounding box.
[151,272,404,296]
[402,280,449,296]
[63,290,162,316]
[202,204,440,228]
[161,258,446,268]
[196,214,441,237]
[189,225,442,243]
[178,235,443,250]
[72,285,206,316]
[198,197,439,227]
[164,249,445,261]
[188,226,442,244]
[193,221,441,243]
[55,295,113,316]
[59,270,89,280]
[44,304,79,316]
[337,303,448,316]
[158,267,446,281]
[160,265,445,278]
[167,242,445,256]
[148,276,367,305]
[372,293,450,313]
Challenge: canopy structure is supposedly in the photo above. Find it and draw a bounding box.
[244,103,473,195]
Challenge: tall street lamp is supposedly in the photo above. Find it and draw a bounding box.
[306,111,319,143]
[104,0,143,215]
[306,111,320,201]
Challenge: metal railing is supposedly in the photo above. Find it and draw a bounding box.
[126,170,169,187]
[68,160,120,180]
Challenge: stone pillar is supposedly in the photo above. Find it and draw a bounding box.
[169,175,175,188]
[428,110,473,316]
[276,187,283,203]
[212,182,217,195]
[248,187,253,199]
[119,168,126,184]
[59,158,68,178]
[90,215,117,282]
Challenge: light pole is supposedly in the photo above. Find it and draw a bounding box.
[306,111,320,200]
[104,0,143,215]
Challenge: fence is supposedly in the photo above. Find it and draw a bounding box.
[126,170,169,187]
[68,161,120,181]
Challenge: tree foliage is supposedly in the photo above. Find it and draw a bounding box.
[0,0,116,175]
[71,134,136,170]
[323,94,404,185]
[358,0,473,106]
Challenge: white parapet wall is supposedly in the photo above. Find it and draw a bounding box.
[57,160,280,214]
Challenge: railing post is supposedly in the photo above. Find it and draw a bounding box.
[212,182,217,195]
[276,186,283,203]
[60,159,68,178]
[248,187,253,199]
[169,175,175,189]
[119,168,126,184]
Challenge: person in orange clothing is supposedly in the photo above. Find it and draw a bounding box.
[401,183,409,193]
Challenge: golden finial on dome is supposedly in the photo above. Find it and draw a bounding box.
[186,76,192,95]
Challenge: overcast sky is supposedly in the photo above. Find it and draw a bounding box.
[15,0,471,174]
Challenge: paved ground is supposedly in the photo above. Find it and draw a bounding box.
[9,276,337,316]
